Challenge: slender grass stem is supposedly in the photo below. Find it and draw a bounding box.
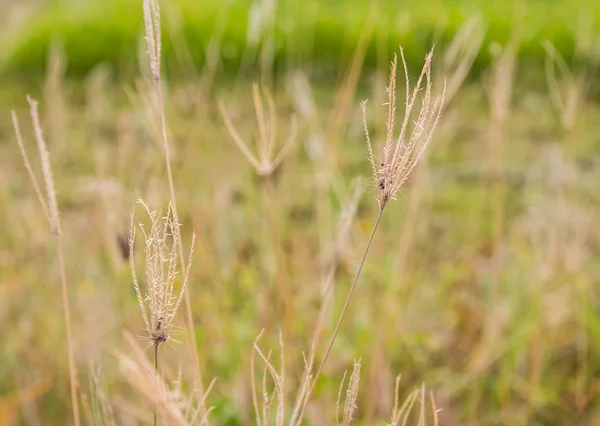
[297,207,384,420]
[57,235,80,426]
[154,77,208,420]
[154,344,158,426]
[13,103,81,426]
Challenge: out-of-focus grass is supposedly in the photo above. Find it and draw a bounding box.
[1,0,599,80]
[1,68,600,423]
[1,1,600,424]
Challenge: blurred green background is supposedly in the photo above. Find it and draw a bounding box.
[2,0,600,80]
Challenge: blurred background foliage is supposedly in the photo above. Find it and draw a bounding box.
[1,0,600,81]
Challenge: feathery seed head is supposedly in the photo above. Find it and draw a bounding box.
[143,0,162,81]
[219,83,298,177]
[362,47,446,209]
[129,198,196,348]
[342,359,361,426]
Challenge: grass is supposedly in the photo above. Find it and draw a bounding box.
[11,97,81,426]
[2,0,600,424]
[2,74,600,424]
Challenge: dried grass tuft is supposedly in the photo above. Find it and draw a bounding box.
[129,198,196,349]
[387,377,440,426]
[342,359,362,426]
[362,48,445,209]
[219,83,298,177]
[117,333,215,426]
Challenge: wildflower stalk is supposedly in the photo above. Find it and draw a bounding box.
[219,84,298,334]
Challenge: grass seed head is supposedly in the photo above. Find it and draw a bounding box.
[219,83,298,177]
[129,198,196,348]
[362,47,446,209]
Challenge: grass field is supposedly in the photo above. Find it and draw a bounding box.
[2,0,600,425]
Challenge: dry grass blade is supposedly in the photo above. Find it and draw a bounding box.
[387,377,422,426]
[441,16,486,104]
[335,369,348,424]
[417,384,425,426]
[342,359,361,426]
[430,391,439,426]
[251,331,285,426]
[251,330,263,426]
[88,361,116,426]
[289,349,314,426]
[117,333,192,426]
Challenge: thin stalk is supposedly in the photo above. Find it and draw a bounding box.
[13,104,80,426]
[154,78,208,420]
[297,207,384,421]
[57,235,80,426]
[259,175,286,322]
[154,344,158,426]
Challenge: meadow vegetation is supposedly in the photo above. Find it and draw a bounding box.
[1,0,600,425]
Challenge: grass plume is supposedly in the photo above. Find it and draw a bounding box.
[129,198,196,424]
[141,0,209,418]
[11,97,80,426]
[129,199,196,350]
[294,47,445,421]
[218,83,298,178]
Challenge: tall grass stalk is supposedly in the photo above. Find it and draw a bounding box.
[366,22,484,418]
[487,38,517,265]
[219,82,298,333]
[142,0,208,418]
[294,48,445,422]
[542,41,590,416]
[11,98,80,426]
[128,199,196,425]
